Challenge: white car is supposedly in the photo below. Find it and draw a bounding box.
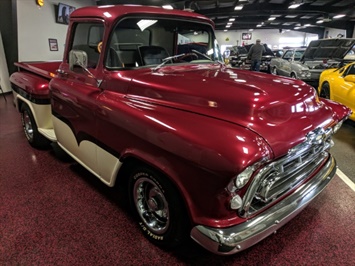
[270,48,310,79]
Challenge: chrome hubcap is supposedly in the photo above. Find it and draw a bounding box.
[23,111,34,140]
[134,177,169,234]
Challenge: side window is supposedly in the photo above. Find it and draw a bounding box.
[106,20,150,68]
[294,50,303,61]
[345,64,355,75]
[70,22,104,68]
[283,50,293,60]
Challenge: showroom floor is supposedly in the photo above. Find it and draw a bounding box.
[1,93,355,265]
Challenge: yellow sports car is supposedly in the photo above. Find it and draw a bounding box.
[318,62,355,121]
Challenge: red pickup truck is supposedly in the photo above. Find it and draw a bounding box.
[10,5,351,255]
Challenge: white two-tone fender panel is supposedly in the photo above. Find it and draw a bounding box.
[52,116,122,187]
[15,93,56,142]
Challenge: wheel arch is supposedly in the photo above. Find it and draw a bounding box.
[319,80,331,99]
[116,153,193,224]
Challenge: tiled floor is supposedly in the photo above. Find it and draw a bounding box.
[1,93,355,265]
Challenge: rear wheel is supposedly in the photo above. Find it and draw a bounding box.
[21,104,51,149]
[319,82,331,99]
[128,165,189,248]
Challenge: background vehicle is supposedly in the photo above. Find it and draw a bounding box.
[270,48,310,79]
[228,45,248,67]
[271,39,355,88]
[300,38,355,88]
[9,4,351,256]
[318,62,355,121]
[244,43,274,72]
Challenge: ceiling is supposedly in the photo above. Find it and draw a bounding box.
[96,0,355,37]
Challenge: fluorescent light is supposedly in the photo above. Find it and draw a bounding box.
[268,17,276,21]
[249,29,253,31]
[224,29,228,32]
[333,14,345,19]
[229,18,235,21]
[162,5,173,10]
[289,3,301,9]
[234,5,243,10]
[256,24,262,27]
[316,20,323,24]
[227,22,232,25]
[226,25,231,28]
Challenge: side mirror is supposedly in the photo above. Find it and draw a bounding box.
[69,50,88,71]
[344,74,355,83]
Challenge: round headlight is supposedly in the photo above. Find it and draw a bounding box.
[235,166,254,188]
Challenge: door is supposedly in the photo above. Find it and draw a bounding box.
[50,21,104,174]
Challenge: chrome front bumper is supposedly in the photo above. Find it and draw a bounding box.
[190,155,336,255]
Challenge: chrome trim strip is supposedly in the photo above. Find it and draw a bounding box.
[190,155,336,255]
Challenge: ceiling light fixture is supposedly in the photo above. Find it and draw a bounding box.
[333,14,345,19]
[316,20,323,24]
[288,1,303,9]
[229,18,235,21]
[234,5,243,10]
[268,17,276,21]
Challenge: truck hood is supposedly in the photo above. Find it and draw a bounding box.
[302,38,355,61]
[127,64,336,157]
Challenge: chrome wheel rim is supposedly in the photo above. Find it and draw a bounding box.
[23,111,34,140]
[133,177,169,234]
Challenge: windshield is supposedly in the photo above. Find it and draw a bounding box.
[105,17,222,69]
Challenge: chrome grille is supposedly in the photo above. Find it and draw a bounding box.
[240,127,333,218]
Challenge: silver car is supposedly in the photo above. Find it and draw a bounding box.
[270,48,312,80]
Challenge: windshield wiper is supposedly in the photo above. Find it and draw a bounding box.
[153,53,186,71]
[192,49,224,66]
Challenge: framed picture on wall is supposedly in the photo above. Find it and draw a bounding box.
[242,33,252,40]
[49,39,58,51]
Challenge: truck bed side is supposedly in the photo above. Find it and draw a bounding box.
[14,61,61,80]
[10,61,60,142]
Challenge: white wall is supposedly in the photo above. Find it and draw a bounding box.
[17,0,96,62]
[0,31,11,93]
[216,29,318,52]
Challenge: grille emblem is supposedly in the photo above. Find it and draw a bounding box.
[306,127,328,145]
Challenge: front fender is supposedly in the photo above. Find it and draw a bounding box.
[109,99,273,227]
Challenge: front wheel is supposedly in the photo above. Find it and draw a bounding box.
[272,67,278,75]
[128,166,189,248]
[21,104,50,149]
[319,82,331,99]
